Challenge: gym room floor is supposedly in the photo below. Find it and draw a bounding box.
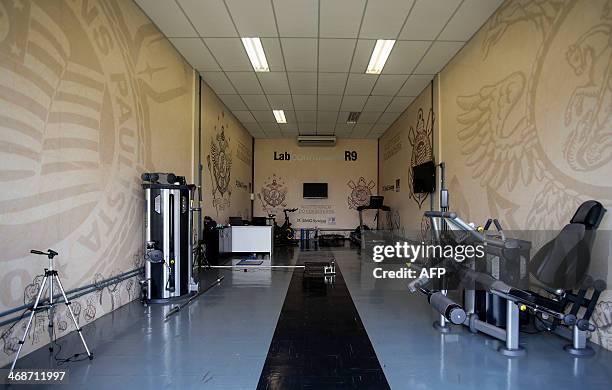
[8,244,612,390]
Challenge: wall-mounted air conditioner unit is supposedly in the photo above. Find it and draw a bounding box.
[296,135,337,147]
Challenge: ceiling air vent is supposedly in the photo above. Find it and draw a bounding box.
[297,135,337,147]
[347,112,361,124]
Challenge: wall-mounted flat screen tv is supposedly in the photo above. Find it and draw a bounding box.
[412,161,436,193]
[303,183,328,198]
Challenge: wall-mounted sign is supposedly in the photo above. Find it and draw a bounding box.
[273,150,358,161]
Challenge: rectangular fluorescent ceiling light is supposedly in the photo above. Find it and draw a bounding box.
[366,39,395,74]
[273,110,286,124]
[241,37,269,72]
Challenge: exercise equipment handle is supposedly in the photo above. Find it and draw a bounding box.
[424,211,457,219]
[30,250,45,255]
[483,219,493,230]
[493,219,503,231]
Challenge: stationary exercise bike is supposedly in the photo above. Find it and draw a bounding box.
[268,208,298,246]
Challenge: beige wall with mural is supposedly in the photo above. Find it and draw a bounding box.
[0,0,195,365]
[254,139,378,231]
[380,0,612,351]
[200,81,253,224]
[379,84,435,240]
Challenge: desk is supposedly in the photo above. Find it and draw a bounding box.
[219,226,273,257]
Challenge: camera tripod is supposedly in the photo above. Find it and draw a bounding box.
[10,249,93,374]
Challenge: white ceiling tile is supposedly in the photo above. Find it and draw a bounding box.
[349,39,376,73]
[218,94,247,110]
[226,72,263,94]
[318,73,348,95]
[259,122,280,132]
[257,72,290,94]
[260,38,286,72]
[336,111,351,123]
[296,111,317,123]
[320,0,366,38]
[317,126,336,135]
[386,96,415,112]
[358,111,383,124]
[293,95,317,110]
[379,111,401,125]
[280,123,299,132]
[382,40,430,74]
[397,74,432,96]
[287,73,317,94]
[204,38,253,71]
[317,95,342,111]
[170,38,219,71]
[371,74,408,96]
[371,123,389,133]
[319,39,356,72]
[352,122,373,134]
[135,0,197,37]
[340,95,367,112]
[363,96,392,111]
[232,110,256,122]
[299,123,317,132]
[282,111,297,124]
[201,72,236,94]
[399,0,461,40]
[317,111,338,124]
[243,122,263,132]
[414,41,464,74]
[177,0,237,37]
[281,38,318,71]
[335,123,355,133]
[241,94,270,110]
[273,0,318,37]
[225,0,278,36]
[359,0,415,39]
[345,74,378,95]
[439,0,504,41]
[252,110,276,122]
[267,95,294,110]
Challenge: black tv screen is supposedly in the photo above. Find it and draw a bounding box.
[412,161,436,193]
[303,183,328,198]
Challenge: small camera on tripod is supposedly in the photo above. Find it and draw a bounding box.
[30,249,58,259]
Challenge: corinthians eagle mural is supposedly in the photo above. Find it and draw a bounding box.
[408,108,434,209]
[207,112,233,215]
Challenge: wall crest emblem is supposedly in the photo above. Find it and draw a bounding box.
[347,177,375,209]
[408,108,434,209]
[207,113,233,214]
[258,174,287,213]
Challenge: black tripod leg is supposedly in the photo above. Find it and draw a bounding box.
[54,276,93,359]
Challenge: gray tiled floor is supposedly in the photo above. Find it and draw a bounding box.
[333,249,612,390]
[4,245,612,389]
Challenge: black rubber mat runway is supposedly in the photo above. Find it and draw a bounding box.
[257,252,390,390]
